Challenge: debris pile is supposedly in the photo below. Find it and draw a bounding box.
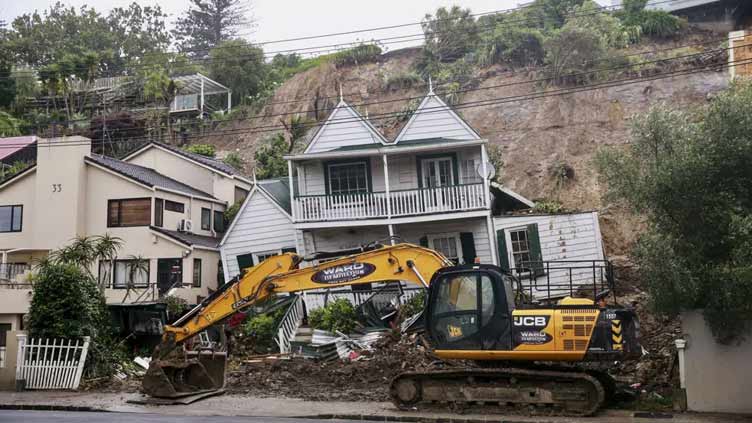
[225,332,452,401]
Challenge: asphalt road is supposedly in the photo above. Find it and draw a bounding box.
[0,410,350,423]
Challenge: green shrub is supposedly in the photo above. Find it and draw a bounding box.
[28,262,122,377]
[164,295,189,320]
[400,291,426,319]
[532,200,565,214]
[544,26,607,85]
[616,0,685,40]
[242,314,277,352]
[184,144,216,158]
[332,44,382,67]
[308,298,358,334]
[422,6,479,63]
[223,152,245,170]
[477,26,545,67]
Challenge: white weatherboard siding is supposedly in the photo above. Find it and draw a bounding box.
[297,147,482,195]
[221,191,295,278]
[494,212,605,298]
[396,95,480,143]
[305,103,384,153]
[394,218,493,264]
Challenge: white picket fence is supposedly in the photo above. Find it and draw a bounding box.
[15,334,90,390]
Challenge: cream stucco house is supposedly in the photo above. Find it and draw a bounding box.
[0,136,250,334]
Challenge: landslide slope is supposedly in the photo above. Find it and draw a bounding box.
[208,34,729,255]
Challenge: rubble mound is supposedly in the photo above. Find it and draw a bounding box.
[225,332,450,401]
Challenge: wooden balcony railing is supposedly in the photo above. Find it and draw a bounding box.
[293,183,486,222]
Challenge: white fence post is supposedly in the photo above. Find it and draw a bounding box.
[15,333,26,386]
[72,336,90,389]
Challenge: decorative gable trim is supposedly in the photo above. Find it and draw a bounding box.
[394,93,481,143]
[303,100,388,154]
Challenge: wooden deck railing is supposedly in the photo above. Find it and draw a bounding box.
[293,183,486,222]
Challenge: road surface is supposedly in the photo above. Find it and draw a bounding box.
[0,410,351,423]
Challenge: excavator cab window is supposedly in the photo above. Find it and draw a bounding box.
[426,267,513,351]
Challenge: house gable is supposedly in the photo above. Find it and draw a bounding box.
[220,186,296,279]
[304,100,387,154]
[395,93,480,143]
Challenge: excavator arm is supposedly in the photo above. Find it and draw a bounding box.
[165,243,452,345]
[143,243,451,398]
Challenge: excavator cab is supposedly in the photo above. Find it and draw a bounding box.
[425,265,514,351]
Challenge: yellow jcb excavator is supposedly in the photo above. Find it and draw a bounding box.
[142,243,640,416]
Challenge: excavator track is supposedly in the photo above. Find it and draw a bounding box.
[390,367,605,417]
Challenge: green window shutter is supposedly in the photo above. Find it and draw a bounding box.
[419,236,428,247]
[496,229,510,270]
[459,232,476,264]
[236,253,254,275]
[526,223,545,277]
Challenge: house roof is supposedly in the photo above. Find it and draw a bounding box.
[172,73,229,96]
[128,141,247,179]
[85,154,218,200]
[304,99,388,154]
[394,91,480,143]
[285,138,485,161]
[257,178,291,215]
[0,136,37,161]
[0,163,37,190]
[149,226,221,250]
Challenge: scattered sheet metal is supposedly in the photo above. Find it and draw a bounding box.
[308,328,390,361]
[127,389,225,405]
[400,310,424,334]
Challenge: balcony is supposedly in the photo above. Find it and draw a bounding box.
[293,183,486,222]
[0,263,32,288]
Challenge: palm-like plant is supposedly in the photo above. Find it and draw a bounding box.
[122,254,150,303]
[48,235,123,291]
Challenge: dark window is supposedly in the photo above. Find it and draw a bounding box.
[213,210,225,232]
[234,186,249,204]
[98,260,112,288]
[327,162,369,194]
[164,200,185,213]
[107,198,151,227]
[236,253,254,274]
[157,258,183,294]
[154,199,164,227]
[193,258,202,288]
[0,205,23,233]
[201,208,211,231]
[113,259,150,289]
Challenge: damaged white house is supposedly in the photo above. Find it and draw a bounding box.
[220,87,609,299]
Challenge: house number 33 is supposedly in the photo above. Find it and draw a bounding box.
[51,184,62,192]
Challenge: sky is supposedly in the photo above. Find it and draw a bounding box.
[0,0,607,56]
[0,0,610,56]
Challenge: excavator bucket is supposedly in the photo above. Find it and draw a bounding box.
[142,351,227,398]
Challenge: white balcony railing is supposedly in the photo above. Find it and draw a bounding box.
[293,183,486,222]
[0,263,32,288]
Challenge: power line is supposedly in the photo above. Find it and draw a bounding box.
[4,0,677,79]
[16,56,746,151]
[26,38,739,130]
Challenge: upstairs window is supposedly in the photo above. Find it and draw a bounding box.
[164,200,185,213]
[154,199,164,227]
[213,210,225,233]
[201,208,211,231]
[0,205,23,233]
[107,199,150,227]
[327,161,369,195]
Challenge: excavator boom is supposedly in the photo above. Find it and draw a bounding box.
[143,243,451,397]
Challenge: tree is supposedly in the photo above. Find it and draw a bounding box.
[596,81,752,344]
[208,39,267,105]
[254,133,288,179]
[421,6,479,64]
[525,0,586,31]
[173,0,253,57]
[544,26,607,86]
[6,3,170,71]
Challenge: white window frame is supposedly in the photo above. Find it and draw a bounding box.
[253,249,284,264]
[504,225,532,273]
[460,158,481,184]
[427,232,463,264]
[421,156,455,188]
[327,161,370,195]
